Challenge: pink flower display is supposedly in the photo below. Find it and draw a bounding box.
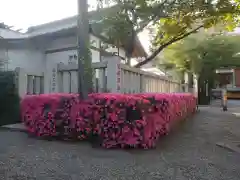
[21,92,197,149]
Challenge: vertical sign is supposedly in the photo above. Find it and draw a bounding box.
[116,62,121,92]
[52,68,57,92]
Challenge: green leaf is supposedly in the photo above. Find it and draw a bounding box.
[99,0,240,66]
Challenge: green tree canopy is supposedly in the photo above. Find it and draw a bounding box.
[99,0,240,67]
[162,34,240,75]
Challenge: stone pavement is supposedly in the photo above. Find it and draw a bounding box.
[0,103,240,179]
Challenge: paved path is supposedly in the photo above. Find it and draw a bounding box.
[0,104,240,180]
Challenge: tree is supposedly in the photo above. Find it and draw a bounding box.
[161,33,240,95]
[163,34,240,74]
[99,0,240,67]
[162,33,240,103]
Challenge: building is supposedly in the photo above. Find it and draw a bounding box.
[0,6,147,72]
[1,7,176,96]
[215,68,240,88]
[0,6,185,97]
[213,68,240,99]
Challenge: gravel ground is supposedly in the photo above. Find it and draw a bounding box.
[0,105,240,180]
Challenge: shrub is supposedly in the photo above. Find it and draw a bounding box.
[21,92,196,149]
[0,71,20,126]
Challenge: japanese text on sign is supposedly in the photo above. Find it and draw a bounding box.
[52,68,57,92]
[117,63,121,91]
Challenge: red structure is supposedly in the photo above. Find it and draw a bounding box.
[235,68,240,87]
[215,68,240,88]
[214,68,240,99]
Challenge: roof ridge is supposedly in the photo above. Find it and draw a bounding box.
[27,5,118,32]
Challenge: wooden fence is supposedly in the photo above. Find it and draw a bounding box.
[15,56,185,97]
[57,56,182,94]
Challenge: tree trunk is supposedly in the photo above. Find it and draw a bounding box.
[125,28,135,65]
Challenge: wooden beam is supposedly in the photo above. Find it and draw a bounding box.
[45,45,126,60]
[45,45,101,54]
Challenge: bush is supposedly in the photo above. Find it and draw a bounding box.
[21,93,196,149]
[0,71,20,126]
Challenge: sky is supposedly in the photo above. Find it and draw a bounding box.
[0,0,78,30]
[0,0,150,52]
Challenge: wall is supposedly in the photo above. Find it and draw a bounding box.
[0,49,9,70]
[6,49,45,72]
[1,28,135,94]
[45,35,101,63]
[3,48,46,97]
[0,28,45,71]
[44,35,101,93]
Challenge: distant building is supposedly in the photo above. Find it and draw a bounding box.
[215,68,240,88]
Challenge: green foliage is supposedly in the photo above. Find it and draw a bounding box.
[163,34,240,74]
[162,34,240,92]
[99,0,240,67]
[0,71,20,126]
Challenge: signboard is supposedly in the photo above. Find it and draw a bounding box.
[116,63,121,92]
[51,68,57,92]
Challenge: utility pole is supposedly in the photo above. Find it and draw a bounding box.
[97,0,103,62]
[77,0,90,99]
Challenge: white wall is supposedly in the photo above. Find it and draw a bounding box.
[7,49,45,72]
[44,35,101,93]
[45,34,127,63]
[45,35,101,63]
[46,50,75,65]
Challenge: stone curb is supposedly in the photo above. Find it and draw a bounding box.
[216,142,240,154]
[0,124,27,133]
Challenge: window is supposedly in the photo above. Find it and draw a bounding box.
[68,55,78,64]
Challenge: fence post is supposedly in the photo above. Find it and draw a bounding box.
[139,74,144,93]
[15,67,27,98]
[106,56,121,93]
[184,72,189,92]
[179,81,181,92]
[96,69,106,92]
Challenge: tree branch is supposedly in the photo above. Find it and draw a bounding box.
[134,24,204,68]
[135,0,177,34]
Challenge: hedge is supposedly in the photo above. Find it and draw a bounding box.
[21,93,196,149]
[0,71,20,126]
